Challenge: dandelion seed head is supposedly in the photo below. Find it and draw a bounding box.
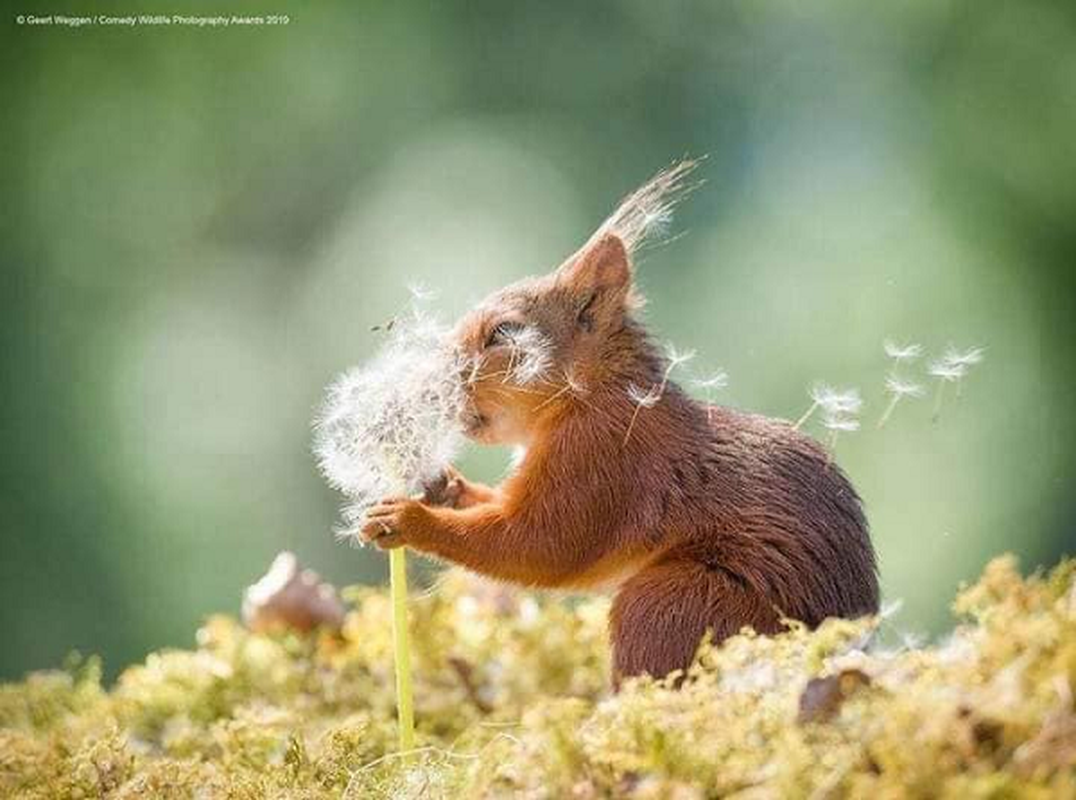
[313,304,466,540]
[883,339,924,364]
[884,375,926,398]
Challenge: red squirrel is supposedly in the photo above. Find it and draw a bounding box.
[360,162,879,683]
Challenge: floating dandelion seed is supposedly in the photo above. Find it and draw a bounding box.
[943,345,986,368]
[824,414,861,432]
[665,344,697,371]
[883,339,924,366]
[928,345,984,420]
[692,370,729,425]
[886,375,926,397]
[313,305,467,541]
[622,344,695,445]
[406,281,437,303]
[693,371,729,392]
[819,387,863,415]
[795,384,862,430]
[928,360,967,381]
[878,375,926,428]
[823,411,861,452]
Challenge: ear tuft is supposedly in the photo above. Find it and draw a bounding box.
[595,158,701,254]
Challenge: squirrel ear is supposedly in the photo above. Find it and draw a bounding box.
[555,233,632,299]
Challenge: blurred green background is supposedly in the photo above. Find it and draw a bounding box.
[2,1,1074,681]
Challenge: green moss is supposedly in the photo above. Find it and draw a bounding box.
[2,558,1075,798]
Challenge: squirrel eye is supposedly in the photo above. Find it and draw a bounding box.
[485,320,523,349]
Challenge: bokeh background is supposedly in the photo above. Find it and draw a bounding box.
[2,1,1074,681]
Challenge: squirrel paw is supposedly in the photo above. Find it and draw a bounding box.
[421,468,466,508]
[360,497,425,550]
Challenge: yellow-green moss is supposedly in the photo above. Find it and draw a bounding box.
[2,558,1075,798]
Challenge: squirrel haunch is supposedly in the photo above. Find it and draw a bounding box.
[363,165,879,683]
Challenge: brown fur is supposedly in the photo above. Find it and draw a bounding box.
[362,215,879,685]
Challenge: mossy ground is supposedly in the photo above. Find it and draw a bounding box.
[2,556,1075,798]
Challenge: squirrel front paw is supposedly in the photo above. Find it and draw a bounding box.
[421,467,467,508]
[360,497,429,550]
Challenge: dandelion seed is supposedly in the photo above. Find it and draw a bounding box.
[899,631,926,651]
[878,375,926,428]
[563,368,588,397]
[502,326,554,385]
[665,344,697,371]
[879,598,904,620]
[627,383,662,408]
[883,340,924,365]
[693,370,729,425]
[795,384,862,430]
[928,360,968,382]
[406,281,437,303]
[928,345,984,420]
[817,386,863,415]
[886,376,926,398]
[623,384,660,446]
[823,411,860,452]
[693,371,729,392]
[313,303,467,543]
[622,344,694,445]
[943,345,985,368]
[824,414,860,433]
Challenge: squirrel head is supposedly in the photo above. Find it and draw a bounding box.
[451,234,636,444]
[450,159,700,445]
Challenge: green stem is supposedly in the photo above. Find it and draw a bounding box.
[381,454,415,755]
[390,548,415,753]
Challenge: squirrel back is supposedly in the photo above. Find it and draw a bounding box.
[489,316,878,623]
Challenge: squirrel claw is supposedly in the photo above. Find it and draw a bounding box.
[360,497,422,548]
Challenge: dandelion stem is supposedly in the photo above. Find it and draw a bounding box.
[383,456,415,755]
[878,395,901,429]
[389,548,415,754]
[793,402,818,431]
[532,382,572,411]
[623,402,646,446]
